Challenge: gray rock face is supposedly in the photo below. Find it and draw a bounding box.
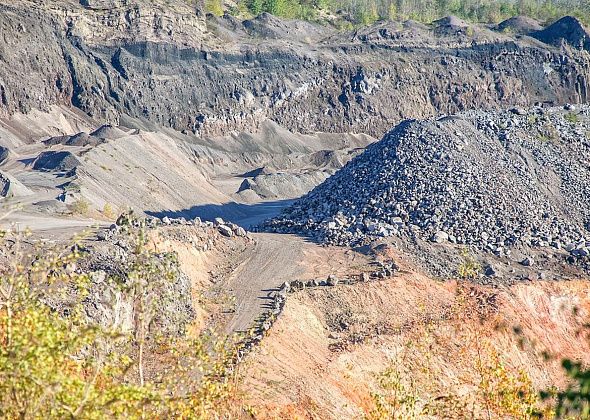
[80,0,128,9]
[1,2,589,139]
[76,229,194,336]
[263,105,590,259]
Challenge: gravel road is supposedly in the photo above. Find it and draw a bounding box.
[225,232,308,332]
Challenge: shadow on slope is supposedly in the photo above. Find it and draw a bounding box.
[146,199,295,229]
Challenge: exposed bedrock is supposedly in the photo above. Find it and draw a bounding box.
[1,1,590,138]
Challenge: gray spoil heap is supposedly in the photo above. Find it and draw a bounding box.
[262,105,590,256]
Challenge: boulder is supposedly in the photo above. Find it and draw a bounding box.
[432,231,449,243]
[0,146,10,164]
[218,224,234,237]
[326,274,338,286]
[234,226,247,237]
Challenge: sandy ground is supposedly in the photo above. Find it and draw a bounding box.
[243,270,590,419]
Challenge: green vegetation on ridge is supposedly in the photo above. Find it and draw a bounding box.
[207,0,590,29]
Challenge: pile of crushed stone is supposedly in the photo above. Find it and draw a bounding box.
[495,15,543,34]
[44,125,128,147]
[532,16,590,50]
[262,104,590,258]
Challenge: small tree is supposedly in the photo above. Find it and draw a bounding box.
[205,0,224,16]
[72,197,90,216]
[102,202,116,220]
[248,0,263,15]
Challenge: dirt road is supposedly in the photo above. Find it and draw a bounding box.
[225,232,309,332]
[224,232,373,333]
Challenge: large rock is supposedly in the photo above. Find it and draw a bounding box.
[218,224,234,237]
[0,146,10,164]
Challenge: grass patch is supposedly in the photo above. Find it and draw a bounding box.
[564,112,579,124]
[71,197,90,216]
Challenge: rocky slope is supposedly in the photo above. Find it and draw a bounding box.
[2,0,590,139]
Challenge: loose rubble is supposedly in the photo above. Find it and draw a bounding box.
[98,212,250,243]
[263,105,590,266]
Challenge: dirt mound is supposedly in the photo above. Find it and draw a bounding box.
[237,171,330,200]
[242,12,328,41]
[434,15,468,29]
[68,132,95,145]
[44,125,126,147]
[240,166,274,178]
[90,124,128,140]
[432,15,474,36]
[32,151,80,172]
[532,16,590,50]
[496,15,543,34]
[44,132,107,147]
[263,105,590,272]
[309,150,348,168]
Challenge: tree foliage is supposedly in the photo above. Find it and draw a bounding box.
[0,223,248,419]
[232,0,590,28]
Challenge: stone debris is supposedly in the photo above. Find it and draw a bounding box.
[262,105,590,265]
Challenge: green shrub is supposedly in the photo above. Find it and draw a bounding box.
[457,248,481,280]
[205,0,224,16]
[71,198,90,216]
[237,0,590,30]
[565,112,580,124]
[542,352,590,418]
[0,223,247,418]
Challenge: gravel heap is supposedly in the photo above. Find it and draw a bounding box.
[531,16,590,51]
[262,105,590,256]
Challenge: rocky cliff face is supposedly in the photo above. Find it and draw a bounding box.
[2,1,590,138]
